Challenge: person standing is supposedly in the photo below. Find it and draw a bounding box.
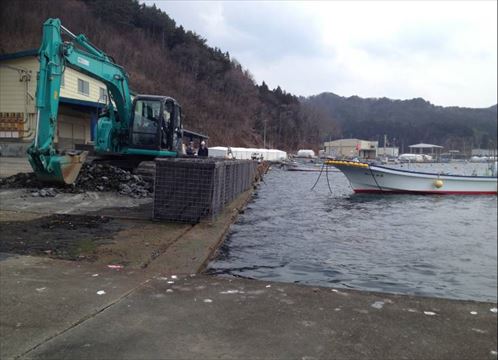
[226,147,234,159]
[186,141,195,156]
[198,140,208,157]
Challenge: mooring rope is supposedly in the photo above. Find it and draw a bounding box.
[310,162,326,191]
[311,162,333,194]
[325,163,333,194]
[368,165,383,192]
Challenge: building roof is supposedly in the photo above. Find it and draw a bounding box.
[0,49,38,61]
[326,138,359,143]
[183,129,209,140]
[409,143,443,149]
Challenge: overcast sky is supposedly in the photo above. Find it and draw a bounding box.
[146,1,497,108]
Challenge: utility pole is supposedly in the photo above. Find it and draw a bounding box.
[263,118,267,149]
[384,134,387,157]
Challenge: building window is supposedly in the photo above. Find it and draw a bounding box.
[99,87,107,103]
[61,72,65,87]
[77,78,89,96]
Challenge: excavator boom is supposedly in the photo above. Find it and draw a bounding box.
[28,18,133,184]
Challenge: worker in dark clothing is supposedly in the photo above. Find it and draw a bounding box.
[161,107,171,148]
[197,140,208,157]
[186,141,195,156]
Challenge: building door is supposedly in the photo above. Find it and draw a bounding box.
[57,115,86,150]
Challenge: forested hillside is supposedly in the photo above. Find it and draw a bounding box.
[305,93,497,152]
[0,0,321,150]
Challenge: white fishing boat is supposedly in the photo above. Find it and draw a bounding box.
[326,160,497,195]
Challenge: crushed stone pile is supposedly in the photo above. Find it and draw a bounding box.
[0,163,153,198]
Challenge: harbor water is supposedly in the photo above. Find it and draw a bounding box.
[208,162,498,302]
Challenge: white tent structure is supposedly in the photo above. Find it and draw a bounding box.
[208,147,287,161]
[296,149,316,158]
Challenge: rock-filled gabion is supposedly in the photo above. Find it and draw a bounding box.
[0,163,153,198]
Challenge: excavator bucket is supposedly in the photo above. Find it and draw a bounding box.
[31,151,88,185]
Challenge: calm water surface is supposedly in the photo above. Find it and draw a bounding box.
[208,162,497,302]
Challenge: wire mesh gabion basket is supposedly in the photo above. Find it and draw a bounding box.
[153,158,257,223]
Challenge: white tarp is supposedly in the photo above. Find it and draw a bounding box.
[208,146,287,161]
[209,146,229,158]
[398,153,424,162]
[296,149,315,158]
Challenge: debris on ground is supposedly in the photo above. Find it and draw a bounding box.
[0,163,153,198]
[107,264,124,270]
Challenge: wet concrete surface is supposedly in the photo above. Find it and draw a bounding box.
[0,185,251,271]
[7,272,497,360]
[0,189,152,217]
[0,214,125,260]
[0,209,192,270]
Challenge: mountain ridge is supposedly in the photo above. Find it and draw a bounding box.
[309,91,497,111]
[304,92,497,150]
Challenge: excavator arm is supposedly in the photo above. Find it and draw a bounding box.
[28,18,133,184]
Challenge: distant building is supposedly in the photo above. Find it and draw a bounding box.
[439,150,465,161]
[377,147,399,158]
[408,143,443,159]
[324,138,378,159]
[472,148,497,156]
[0,49,108,156]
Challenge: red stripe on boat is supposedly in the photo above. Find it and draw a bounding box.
[354,189,497,195]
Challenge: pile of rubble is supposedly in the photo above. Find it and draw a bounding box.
[75,163,153,197]
[0,163,153,198]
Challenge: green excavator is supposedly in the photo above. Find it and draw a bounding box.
[28,18,202,184]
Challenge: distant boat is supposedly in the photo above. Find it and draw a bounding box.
[287,166,339,172]
[283,160,339,172]
[326,160,497,195]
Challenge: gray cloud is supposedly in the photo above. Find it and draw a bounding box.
[219,3,325,60]
[147,1,497,107]
[356,20,464,61]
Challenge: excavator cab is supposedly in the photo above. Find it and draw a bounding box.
[129,96,182,153]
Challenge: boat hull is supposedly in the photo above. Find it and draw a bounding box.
[327,161,497,195]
